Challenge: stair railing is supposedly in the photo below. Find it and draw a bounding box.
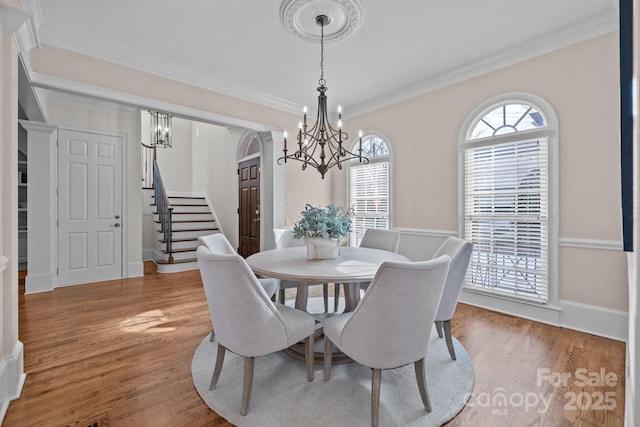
[153,159,173,263]
[141,142,154,189]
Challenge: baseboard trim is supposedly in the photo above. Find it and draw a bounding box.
[127,261,144,278]
[459,290,627,341]
[0,341,26,424]
[558,300,627,341]
[142,249,156,262]
[24,272,55,294]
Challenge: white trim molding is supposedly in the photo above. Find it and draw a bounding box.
[0,341,26,424]
[559,237,624,251]
[27,71,277,133]
[348,14,617,118]
[394,227,458,239]
[37,23,300,114]
[0,3,39,52]
[0,255,8,273]
[128,262,144,278]
[459,291,627,342]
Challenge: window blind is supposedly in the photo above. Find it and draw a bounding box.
[464,137,548,302]
[349,161,389,246]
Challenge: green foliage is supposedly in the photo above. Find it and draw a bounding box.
[292,204,353,239]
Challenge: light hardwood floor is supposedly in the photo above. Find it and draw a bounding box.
[5,263,625,426]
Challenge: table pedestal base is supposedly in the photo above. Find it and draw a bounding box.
[285,325,353,364]
[288,289,361,364]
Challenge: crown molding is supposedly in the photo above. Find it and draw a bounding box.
[27,71,277,132]
[0,2,39,52]
[29,7,616,120]
[347,12,618,118]
[0,3,29,35]
[38,23,301,115]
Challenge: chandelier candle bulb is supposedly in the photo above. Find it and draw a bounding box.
[283,131,288,161]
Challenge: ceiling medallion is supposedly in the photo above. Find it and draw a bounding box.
[279,0,365,43]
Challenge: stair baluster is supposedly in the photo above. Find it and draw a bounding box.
[153,159,174,263]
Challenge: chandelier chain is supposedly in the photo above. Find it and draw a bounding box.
[319,19,325,86]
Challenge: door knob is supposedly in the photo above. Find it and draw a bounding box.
[114,223,120,227]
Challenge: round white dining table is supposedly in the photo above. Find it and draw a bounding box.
[246,246,409,312]
[247,246,409,363]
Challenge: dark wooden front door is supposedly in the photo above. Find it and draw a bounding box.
[238,157,260,257]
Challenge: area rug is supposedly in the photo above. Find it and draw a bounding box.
[192,299,474,427]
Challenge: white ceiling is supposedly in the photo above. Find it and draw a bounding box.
[30,0,618,117]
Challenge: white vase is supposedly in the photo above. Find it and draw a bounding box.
[305,237,340,260]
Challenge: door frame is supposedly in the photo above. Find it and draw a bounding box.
[21,121,128,293]
[236,131,277,252]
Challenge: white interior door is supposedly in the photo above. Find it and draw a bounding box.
[58,129,123,286]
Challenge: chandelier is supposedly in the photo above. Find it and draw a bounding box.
[278,14,369,179]
[149,110,172,148]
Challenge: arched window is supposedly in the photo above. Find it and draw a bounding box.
[243,134,261,157]
[460,95,556,303]
[348,133,391,247]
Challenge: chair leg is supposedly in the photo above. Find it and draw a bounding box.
[323,283,329,313]
[333,283,340,312]
[371,368,382,427]
[278,288,285,304]
[209,329,215,342]
[414,358,432,412]
[209,343,226,390]
[442,319,457,360]
[434,320,443,338]
[240,356,255,416]
[324,337,333,381]
[305,334,315,381]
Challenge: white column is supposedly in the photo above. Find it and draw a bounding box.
[0,1,30,421]
[19,121,58,294]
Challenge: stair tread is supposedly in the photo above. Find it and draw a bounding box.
[161,247,198,254]
[151,195,205,199]
[156,258,197,265]
[150,203,208,207]
[159,237,199,243]
[154,219,215,224]
[156,227,219,233]
[168,196,205,199]
[154,211,212,215]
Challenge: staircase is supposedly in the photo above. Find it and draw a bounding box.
[153,192,221,273]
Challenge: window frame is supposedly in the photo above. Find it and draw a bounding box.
[347,130,393,247]
[458,93,559,306]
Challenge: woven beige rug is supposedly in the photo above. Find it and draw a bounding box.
[192,300,474,426]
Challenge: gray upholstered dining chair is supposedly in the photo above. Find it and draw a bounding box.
[432,237,473,360]
[198,233,277,342]
[196,245,316,416]
[334,228,401,311]
[273,228,330,312]
[323,255,451,427]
